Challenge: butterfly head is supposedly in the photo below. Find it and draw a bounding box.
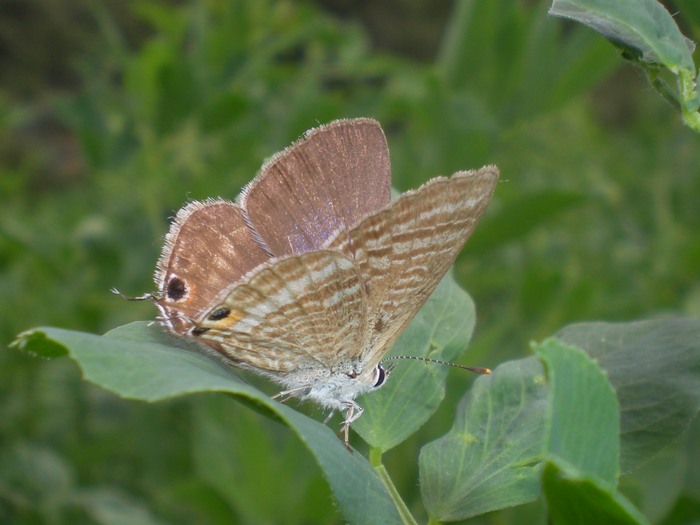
[291,360,391,412]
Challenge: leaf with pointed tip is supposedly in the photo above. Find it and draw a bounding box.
[11,273,481,524]
[11,323,402,525]
[549,0,695,72]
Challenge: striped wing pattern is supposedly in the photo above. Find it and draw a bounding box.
[198,250,368,375]
[149,118,500,447]
[327,168,498,369]
[194,168,497,380]
[155,120,390,340]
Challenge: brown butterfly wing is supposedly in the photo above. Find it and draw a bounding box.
[154,200,270,335]
[194,250,367,375]
[326,167,499,369]
[242,118,391,256]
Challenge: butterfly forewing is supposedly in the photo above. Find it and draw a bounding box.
[242,119,391,256]
[326,168,499,369]
[196,251,368,374]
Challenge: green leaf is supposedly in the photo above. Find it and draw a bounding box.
[556,318,700,472]
[535,338,620,484]
[549,0,700,130]
[549,0,696,73]
[659,495,700,525]
[419,356,549,521]
[11,323,402,525]
[543,459,650,525]
[12,328,69,358]
[535,340,651,523]
[353,272,475,452]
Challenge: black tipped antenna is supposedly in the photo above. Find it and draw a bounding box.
[383,354,491,375]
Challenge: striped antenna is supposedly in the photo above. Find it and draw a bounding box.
[384,354,491,375]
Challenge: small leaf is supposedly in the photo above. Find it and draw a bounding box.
[535,338,620,484]
[549,0,696,73]
[556,318,700,472]
[11,323,402,525]
[543,459,650,525]
[353,272,475,451]
[419,356,549,521]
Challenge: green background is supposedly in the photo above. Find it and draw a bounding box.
[2,0,699,523]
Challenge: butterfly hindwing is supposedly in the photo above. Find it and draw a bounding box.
[195,250,368,375]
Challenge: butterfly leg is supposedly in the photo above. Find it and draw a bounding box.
[338,401,364,451]
[272,386,309,404]
[323,411,335,425]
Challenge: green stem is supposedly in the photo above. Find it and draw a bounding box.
[646,62,700,133]
[370,447,419,525]
[681,108,700,133]
[678,69,700,113]
[645,68,700,134]
[648,74,682,113]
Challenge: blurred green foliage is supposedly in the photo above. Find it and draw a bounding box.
[1,0,699,523]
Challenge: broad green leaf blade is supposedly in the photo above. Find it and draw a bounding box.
[535,339,620,484]
[549,0,696,72]
[543,460,650,525]
[556,318,700,473]
[419,356,548,521]
[11,323,402,525]
[353,272,475,452]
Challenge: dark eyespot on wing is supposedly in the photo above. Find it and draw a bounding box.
[191,326,209,336]
[373,317,383,333]
[208,307,231,321]
[167,277,187,300]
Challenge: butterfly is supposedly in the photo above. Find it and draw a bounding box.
[150,118,498,448]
